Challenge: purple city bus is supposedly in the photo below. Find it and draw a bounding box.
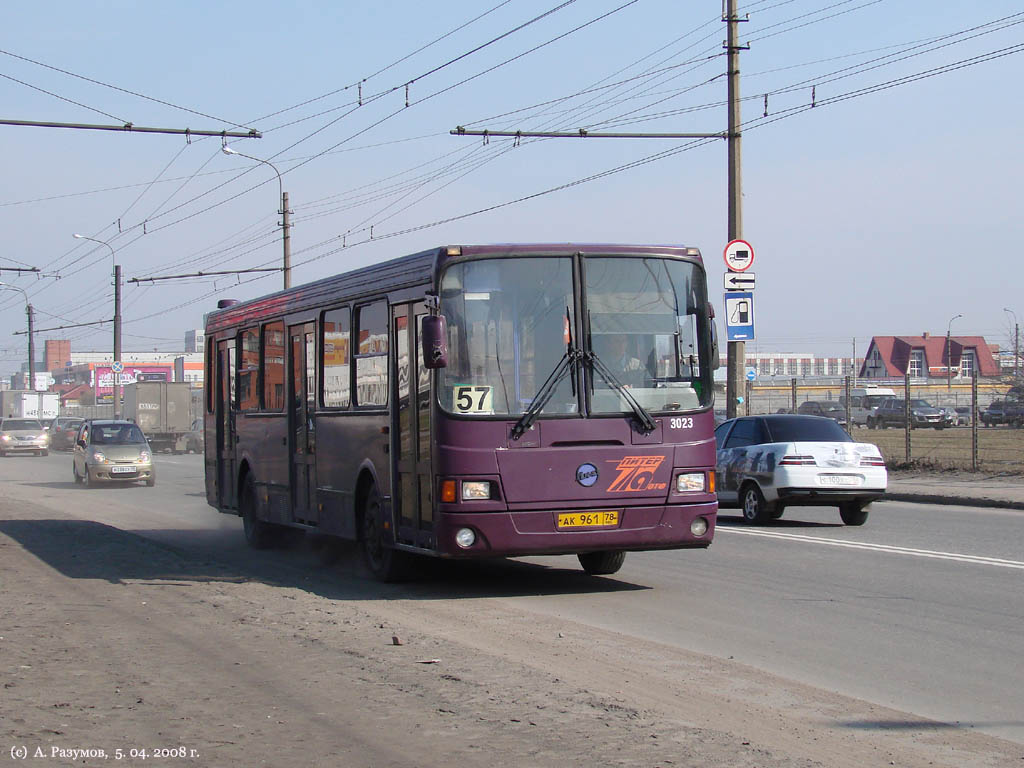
[204,244,719,581]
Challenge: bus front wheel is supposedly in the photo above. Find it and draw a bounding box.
[577,550,625,576]
[360,485,411,582]
[241,476,278,549]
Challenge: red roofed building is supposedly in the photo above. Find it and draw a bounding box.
[859,333,1001,381]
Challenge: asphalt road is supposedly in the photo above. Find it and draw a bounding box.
[4,450,1023,746]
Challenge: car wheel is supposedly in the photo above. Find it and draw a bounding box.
[360,485,412,582]
[73,463,83,485]
[240,475,277,549]
[146,474,156,488]
[84,467,95,488]
[741,483,772,524]
[40,449,49,456]
[866,418,876,430]
[840,502,870,526]
[578,550,626,575]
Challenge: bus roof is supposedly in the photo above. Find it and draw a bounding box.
[205,243,703,334]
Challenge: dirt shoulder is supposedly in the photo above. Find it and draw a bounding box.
[1,500,1019,768]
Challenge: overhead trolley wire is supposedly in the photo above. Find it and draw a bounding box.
[0,47,257,132]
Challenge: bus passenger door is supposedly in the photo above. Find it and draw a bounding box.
[289,324,318,525]
[216,339,236,510]
[392,302,433,548]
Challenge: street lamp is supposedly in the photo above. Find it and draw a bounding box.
[0,282,34,390]
[946,313,963,391]
[73,234,121,417]
[1005,307,1020,379]
[222,145,292,289]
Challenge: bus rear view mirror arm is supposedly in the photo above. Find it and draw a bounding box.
[421,315,448,369]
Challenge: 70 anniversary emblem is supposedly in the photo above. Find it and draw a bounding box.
[606,455,667,492]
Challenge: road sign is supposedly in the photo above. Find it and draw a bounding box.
[724,271,756,291]
[724,291,755,341]
[746,368,757,382]
[723,239,754,272]
[111,361,124,373]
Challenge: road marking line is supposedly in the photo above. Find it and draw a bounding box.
[717,528,1024,570]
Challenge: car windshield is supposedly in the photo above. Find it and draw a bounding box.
[765,415,852,443]
[910,399,934,408]
[2,419,43,431]
[92,424,147,444]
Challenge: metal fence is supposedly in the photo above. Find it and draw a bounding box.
[734,375,1022,472]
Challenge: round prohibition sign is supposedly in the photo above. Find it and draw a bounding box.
[723,239,755,272]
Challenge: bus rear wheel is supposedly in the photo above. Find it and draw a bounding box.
[360,485,411,583]
[577,550,625,576]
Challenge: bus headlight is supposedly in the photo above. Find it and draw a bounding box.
[455,528,476,548]
[690,517,709,537]
[462,481,491,500]
[676,472,705,492]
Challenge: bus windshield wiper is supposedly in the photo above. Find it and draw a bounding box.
[587,352,657,434]
[511,346,580,440]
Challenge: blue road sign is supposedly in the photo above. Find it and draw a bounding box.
[746,368,757,381]
[724,291,755,341]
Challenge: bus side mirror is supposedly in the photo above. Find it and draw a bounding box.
[421,315,448,369]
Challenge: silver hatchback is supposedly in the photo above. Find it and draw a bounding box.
[72,420,155,487]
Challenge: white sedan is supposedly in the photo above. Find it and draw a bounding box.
[714,414,887,526]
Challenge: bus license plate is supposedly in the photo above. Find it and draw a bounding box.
[110,465,136,474]
[556,511,619,529]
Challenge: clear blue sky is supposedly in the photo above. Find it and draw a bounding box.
[1,0,1022,375]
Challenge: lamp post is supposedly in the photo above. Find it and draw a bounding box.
[1005,308,1020,379]
[946,313,962,391]
[222,145,291,289]
[73,234,121,417]
[0,282,34,390]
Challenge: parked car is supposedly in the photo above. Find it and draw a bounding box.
[714,414,886,526]
[0,417,49,456]
[981,400,1024,427]
[866,398,945,430]
[953,406,972,426]
[72,420,155,487]
[47,417,85,451]
[796,400,848,428]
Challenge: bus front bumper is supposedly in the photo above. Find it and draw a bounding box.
[432,502,717,558]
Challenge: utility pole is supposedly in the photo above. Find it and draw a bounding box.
[282,191,292,290]
[114,264,122,418]
[26,303,35,390]
[725,0,747,418]
[222,146,292,289]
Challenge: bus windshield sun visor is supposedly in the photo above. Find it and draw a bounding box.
[510,346,580,440]
[587,351,657,435]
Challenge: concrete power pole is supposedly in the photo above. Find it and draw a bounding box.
[114,264,122,418]
[725,0,747,418]
[282,190,292,290]
[26,303,35,390]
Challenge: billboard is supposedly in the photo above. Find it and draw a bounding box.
[92,365,173,397]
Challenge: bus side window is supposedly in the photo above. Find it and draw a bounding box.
[355,301,388,407]
[322,308,350,408]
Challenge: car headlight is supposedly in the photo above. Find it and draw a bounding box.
[92,451,106,463]
[0,434,10,442]
[138,450,151,463]
[462,481,491,500]
[676,472,706,492]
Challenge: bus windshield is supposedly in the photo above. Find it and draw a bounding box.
[438,255,712,417]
